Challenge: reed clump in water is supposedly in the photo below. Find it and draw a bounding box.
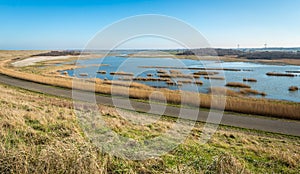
[169,70,182,74]
[110,71,134,76]
[158,74,197,79]
[289,86,299,91]
[79,73,88,76]
[133,77,169,82]
[194,71,219,76]
[240,88,266,96]
[208,87,241,97]
[177,80,192,84]
[266,72,296,77]
[97,70,106,74]
[157,69,168,74]
[226,82,251,88]
[243,78,257,82]
[204,76,225,80]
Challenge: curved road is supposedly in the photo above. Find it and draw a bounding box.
[0,74,299,136]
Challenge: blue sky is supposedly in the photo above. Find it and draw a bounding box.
[0,0,299,49]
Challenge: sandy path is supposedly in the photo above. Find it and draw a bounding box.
[12,56,74,67]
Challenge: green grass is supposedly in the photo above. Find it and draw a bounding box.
[0,83,299,173]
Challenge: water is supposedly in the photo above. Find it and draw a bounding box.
[62,56,300,102]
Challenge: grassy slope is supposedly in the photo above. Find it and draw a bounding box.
[0,83,299,173]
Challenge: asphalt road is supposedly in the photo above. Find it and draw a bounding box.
[0,74,299,136]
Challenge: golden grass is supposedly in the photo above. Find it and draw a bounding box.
[226,82,251,88]
[1,58,300,120]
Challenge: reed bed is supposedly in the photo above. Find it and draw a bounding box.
[97,70,106,74]
[140,66,242,71]
[266,72,296,77]
[169,69,182,74]
[240,88,266,96]
[147,73,153,77]
[1,59,300,120]
[156,69,168,74]
[133,77,169,82]
[110,71,134,76]
[194,80,204,85]
[289,86,299,91]
[158,74,198,79]
[243,78,257,82]
[204,76,225,80]
[177,80,192,84]
[286,70,300,73]
[226,82,251,88]
[79,73,88,76]
[208,87,241,97]
[166,81,177,86]
[194,71,219,76]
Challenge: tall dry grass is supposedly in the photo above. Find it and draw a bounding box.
[1,59,300,120]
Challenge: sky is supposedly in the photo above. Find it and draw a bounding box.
[0,0,300,50]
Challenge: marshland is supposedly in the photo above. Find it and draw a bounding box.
[1,50,300,173]
[57,56,300,102]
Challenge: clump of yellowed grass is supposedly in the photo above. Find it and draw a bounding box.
[226,82,251,88]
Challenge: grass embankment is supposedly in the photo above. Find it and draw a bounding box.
[1,58,300,120]
[0,83,299,173]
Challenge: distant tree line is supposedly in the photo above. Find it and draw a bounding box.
[238,51,300,59]
[176,49,300,59]
[176,49,244,56]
